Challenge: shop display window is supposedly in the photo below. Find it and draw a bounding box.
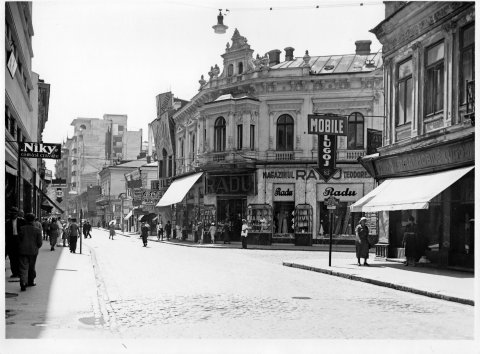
[317,201,358,239]
[294,204,312,234]
[247,204,273,233]
[273,201,295,237]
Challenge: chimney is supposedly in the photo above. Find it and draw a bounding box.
[267,49,281,66]
[284,47,295,61]
[355,40,371,55]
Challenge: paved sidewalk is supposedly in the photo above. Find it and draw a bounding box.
[283,257,475,305]
[5,240,111,338]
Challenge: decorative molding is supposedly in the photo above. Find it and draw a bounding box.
[442,20,457,34]
[266,100,303,114]
[382,2,464,53]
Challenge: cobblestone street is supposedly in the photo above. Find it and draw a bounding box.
[86,229,473,339]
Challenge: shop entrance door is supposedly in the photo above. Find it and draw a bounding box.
[217,197,246,241]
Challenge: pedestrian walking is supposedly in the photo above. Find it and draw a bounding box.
[165,221,172,240]
[62,219,70,247]
[68,218,80,253]
[56,218,64,247]
[33,217,43,234]
[209,222,217,244]
[109,222,116,240]
[5,207,25,278]
[17,213,43,291]
[141,222,149,247]
[241,219,249,249]
[41,218,49,240]
[403,216,419,267]
[157,221,163,241]
[355,216,370,266]
[49,218,60,251]
[85,221,92,238]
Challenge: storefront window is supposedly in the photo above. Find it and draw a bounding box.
[273,202,294,235]
[317,201,356,237]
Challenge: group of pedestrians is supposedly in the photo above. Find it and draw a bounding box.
[5,207,42,291]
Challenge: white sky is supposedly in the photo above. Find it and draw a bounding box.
[32,0,386,171]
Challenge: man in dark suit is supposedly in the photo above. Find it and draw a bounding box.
[18,213,43,291]
[5,207,25,278]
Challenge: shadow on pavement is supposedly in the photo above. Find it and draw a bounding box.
[5,240,64,338]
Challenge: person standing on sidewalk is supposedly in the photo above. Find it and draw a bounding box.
[84,221,92,238]
[5,207,25,278]
[157,221,163,241]
[241,219,249,249]
[68,218,80,253]
[48,218,60,251]
[18,213,43,291]
[62,219,70,247]
[209,222,217,244]
[355,216,370,266]
[141,222,149,247]
[109,222,116,240]
[33,217,43,234]
[165,221,172,240]
[403,216,418,267]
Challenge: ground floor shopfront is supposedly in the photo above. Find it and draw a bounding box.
[157,165,377,246]
[354,136,475,270]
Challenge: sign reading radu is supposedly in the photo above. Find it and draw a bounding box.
[20,142,61,159]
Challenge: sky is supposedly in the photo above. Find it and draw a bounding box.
[32,0,386,172]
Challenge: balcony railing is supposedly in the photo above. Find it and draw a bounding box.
[172,149,368,169]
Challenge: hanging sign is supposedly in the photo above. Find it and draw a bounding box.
[20,142,62,159]
[315,135,338,182]
[308,114,347,183]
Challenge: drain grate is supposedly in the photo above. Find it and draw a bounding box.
[292,296,312,300]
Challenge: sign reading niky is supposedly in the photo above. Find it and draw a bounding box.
[20,142,61,159]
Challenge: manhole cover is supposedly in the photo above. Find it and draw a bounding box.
[5,292,18,298]
[292,296,311,300]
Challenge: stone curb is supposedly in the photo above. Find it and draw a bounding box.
[282,262,474,306]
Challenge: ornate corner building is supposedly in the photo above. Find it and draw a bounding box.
[154,29,384,245]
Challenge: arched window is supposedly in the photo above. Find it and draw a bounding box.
[347,112,364,149]
[238,62,243,74]
[227,64,234,77]
[276,114,294,151]
[79,124,87,130]
[214,117,226,152]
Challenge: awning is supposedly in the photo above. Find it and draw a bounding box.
[350,166,474,212]
[124,210,133,220]
[41,191,65,214]
[156,172,203,207]
[5,165,17,176]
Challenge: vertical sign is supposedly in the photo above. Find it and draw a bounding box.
[308,114,347,183]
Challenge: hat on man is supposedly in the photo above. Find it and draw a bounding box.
[8,207,19,215]
[360,217,368,222]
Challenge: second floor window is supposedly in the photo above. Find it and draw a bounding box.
[397,59,414,126]
[276,114,294,151]
[159,149,167,177]
[425,41,444,116]
[347,112,364,149]
[214,117,226,152]
[460,23,475,105]
[237,124,243,150]
[227,64,234,77]
[250,125,255,150]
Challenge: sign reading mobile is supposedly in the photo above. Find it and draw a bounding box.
[308,114,347,136]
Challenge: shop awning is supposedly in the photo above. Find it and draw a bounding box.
[41,191,65,214]
[350,166,474,212]
[124,210,133,220]
[156,172,203,207]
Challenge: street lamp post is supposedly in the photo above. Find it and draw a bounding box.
[118,192,126,232]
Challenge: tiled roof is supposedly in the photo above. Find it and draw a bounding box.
[271,53,382,74]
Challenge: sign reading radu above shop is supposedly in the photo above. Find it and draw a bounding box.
[317,184,363,202]
[205,173,255,195]
[262,168,371,181]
